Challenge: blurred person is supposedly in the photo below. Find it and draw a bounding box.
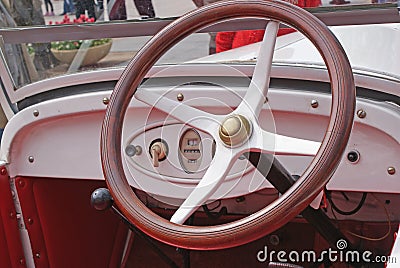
[44,0,55,16]
[216,0,321,53]
[98,0,155,21]
[96,0,127,20]
[73,0,96,19]
[134,0,155,18]
[60,0,75,15]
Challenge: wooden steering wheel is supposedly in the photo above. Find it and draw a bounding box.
[101,0,355,250]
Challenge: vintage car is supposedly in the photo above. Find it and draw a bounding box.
[0,0,399,267]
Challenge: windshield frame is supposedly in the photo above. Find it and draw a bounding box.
[0,4,398,45]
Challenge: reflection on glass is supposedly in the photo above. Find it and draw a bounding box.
[24,37,142,82]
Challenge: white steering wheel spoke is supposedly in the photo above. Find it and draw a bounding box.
[236,20,279,118]
[170,146,236,224]
[252,127,321,156]
[135,89,223,133]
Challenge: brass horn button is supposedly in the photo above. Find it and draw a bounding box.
[219,114,252,147]
[221,117,241,136]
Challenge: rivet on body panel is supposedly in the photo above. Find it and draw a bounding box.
[388,167,396,175]
[103,97,110,105]
[311,100,319,108]
[177,93,184,102]
[357,109,366,119]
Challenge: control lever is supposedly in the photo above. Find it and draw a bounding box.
[90,188,180,268]
[150,141,167,167]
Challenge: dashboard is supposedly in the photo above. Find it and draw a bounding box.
[4,70,400,206]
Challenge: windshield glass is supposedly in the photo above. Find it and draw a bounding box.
[0,0,398,89]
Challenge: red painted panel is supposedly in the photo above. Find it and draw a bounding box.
[16,177,128,268]
[0,211,13,267]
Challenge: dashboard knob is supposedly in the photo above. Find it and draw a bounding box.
[91,188,113,211]
[125,145,142,157]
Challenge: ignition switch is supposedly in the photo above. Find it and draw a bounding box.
[149,139,168,167]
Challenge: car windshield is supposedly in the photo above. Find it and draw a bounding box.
[0,0,398,90]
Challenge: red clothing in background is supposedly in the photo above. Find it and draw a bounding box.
[215,0,321,53]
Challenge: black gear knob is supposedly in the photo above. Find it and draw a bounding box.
[91,188,113,211]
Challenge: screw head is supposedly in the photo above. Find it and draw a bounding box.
[27,218,34,225]
[18,180,25,187]
[28,156,34,163]
[102,97,110,105]
[33,110,39,117]
[357,109,366,119]
[311,100,319,108]
[388,167,396,175]
[0,168,6,175]
[35,253,41,259]
[177,93,184,102]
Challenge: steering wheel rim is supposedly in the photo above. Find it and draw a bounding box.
[101,0,355,250]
